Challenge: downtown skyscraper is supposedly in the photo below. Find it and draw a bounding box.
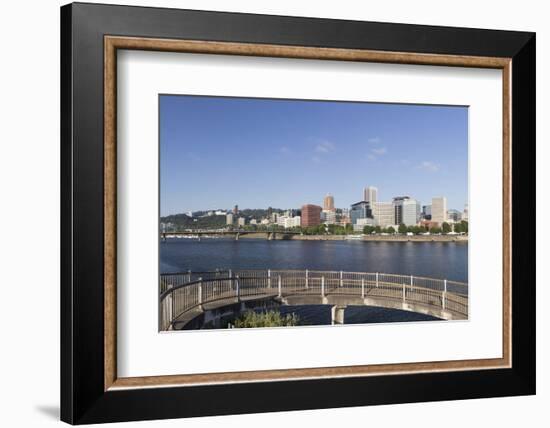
[363,186,378,204]
[431,196,447,225]
[323,194,335,211]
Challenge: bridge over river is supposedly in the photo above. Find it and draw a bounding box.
[159,269,468,330]
[161,230,301,241]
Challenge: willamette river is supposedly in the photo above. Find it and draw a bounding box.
[160,238,468,281]
[160,238,468,325]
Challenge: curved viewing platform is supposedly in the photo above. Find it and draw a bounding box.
[159,270,468,331]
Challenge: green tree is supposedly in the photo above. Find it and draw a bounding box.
[398,224,407,234]
[431,226,442,234]
[374,225,382,234]
[442,222,452,234]
[387,226,396,234]
[363,225,375,234]
[408,225,422,235]
[306,226,318,235]
[461,220,468,234]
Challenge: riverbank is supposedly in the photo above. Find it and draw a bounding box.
[238,233,468,242]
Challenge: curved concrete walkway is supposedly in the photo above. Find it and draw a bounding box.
[160,270,468,330]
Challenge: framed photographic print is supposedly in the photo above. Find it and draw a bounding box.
[61,2,536,424]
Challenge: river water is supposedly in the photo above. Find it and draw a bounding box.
[160,238,468,282]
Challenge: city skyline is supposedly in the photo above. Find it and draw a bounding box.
[160,95,468,216]
[160,188,461,217]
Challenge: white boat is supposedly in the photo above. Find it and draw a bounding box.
[345,234,363,240]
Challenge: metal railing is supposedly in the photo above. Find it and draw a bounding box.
[159,269,468,330]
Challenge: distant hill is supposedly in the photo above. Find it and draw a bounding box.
[160,213,225,230]
[161,208,290,230]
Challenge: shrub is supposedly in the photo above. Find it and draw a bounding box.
[232,310,299,328]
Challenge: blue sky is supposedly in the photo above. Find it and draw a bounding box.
[160,95,468,216]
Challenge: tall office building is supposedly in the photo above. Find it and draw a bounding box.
[422,205,432,219]
[338,208,351,225]
[463,203,469,221]
[350,201,373,225]
[321,210,337,224]
[447,209,462,222]
[363,186,378,204]
[323,194,335,211]
[301,204,322,227]
[373,202,395,227]
[392,196,419,226]
[233,205,239,215]
[226,213,234,225]
[431,197,447,225]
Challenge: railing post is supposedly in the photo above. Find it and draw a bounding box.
[442,279,447,309]
[268,269,271,289]
[321,276,325,297]
[278,275,282,298]
[305,269,309,289]
[340,270,343,287]
[187,269,191,284]
[376,272,379,288]
[402,282,406,302]
[410,275,413,291]
[361,278,365,298]
[169,284,174,327]
[236,275,240,300]
[198,277,203,307]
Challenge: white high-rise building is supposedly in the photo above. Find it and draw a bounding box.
[237,217,246,227]
[363,186,378,204]
[432,197,448,225]
[290,216,301,228]
[392,196,419,226]
[373,202,395,227]
[226,213,233,225]
[463,203,469,221]
[277,216,301,228]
